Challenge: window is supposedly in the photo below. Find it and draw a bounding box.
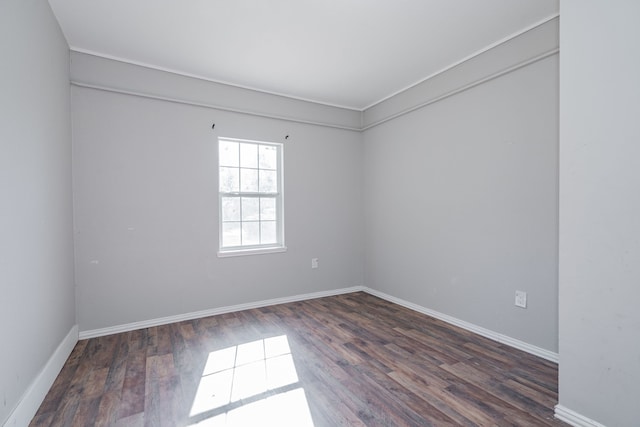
[218,137,285,256]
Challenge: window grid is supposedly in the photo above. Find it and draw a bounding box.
[218,138,283,253]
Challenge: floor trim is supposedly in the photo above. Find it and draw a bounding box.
[554,405,607,427]
[3,325,78,427]
[363,288,559,363]
[79,286,366,339]
[80,286,559,364]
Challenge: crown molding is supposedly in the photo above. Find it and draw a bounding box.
[361,13,560,111]
[70,47,362,112]
[69,12,559,115]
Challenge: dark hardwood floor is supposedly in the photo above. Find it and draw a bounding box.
[32,292,566,426]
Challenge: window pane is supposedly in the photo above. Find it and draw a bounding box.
[242,222,260,245]
[240,143,258,168]
[219,140,239,167]
[221,197,240,221]
[259,170,277,193]
[259,145,277,170]
[218,139,283,252]
[240,168,259,192]
[260,198,276,220]
[222,222,241,247]
[261,221,277,244]
[220,167,239,192]
[241,197,259,221]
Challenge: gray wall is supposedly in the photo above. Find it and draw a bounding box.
[558,1,640,425]
[363,36,559,350]
[0,0,75,424]
[72,84,364,332]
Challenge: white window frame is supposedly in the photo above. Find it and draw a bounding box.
[217,137,286,257]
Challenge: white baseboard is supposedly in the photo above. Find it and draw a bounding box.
[362,288,559,363]
[554,405,607,427]
[79,286,366,339]
[79,286,558,365]
[3,325,79,427]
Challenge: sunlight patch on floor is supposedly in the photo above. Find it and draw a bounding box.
[188,387,314,427]
[189,335,312,426]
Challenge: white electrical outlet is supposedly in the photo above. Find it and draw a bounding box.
[311,258,319,269]
[515,290,527,308]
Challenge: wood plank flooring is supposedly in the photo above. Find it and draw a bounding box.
[31,292,566,426]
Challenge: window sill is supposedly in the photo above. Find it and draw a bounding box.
[217,246,287,258]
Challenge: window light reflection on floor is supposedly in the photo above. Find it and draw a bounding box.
[189,335,314,426]
[188,387,313,427]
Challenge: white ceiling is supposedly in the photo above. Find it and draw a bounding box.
[48,0,558,110]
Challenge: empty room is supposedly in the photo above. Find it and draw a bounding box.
[2,1,639,426]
